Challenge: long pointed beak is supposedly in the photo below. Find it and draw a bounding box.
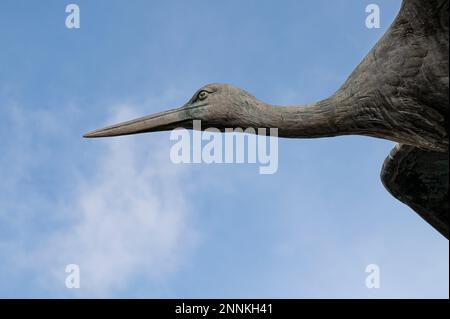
[83,107,191,138]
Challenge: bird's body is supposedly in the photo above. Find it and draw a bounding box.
[85,0,449,238]
[332,0,448,152]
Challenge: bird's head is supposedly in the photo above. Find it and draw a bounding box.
[84,83,264,138]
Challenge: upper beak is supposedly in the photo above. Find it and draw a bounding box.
[83,107,191,138]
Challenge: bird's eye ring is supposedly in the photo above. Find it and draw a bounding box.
[197,90,209,100]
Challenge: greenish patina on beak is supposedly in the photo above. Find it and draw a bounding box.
[83,106,196,138]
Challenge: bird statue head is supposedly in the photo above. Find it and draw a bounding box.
[83,83,265,138]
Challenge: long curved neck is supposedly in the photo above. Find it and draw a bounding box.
[272,99,345,138]
[255,96,357,139]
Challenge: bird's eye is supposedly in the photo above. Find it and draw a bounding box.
[197,90,209,100]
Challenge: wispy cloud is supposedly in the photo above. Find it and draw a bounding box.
[1,103,197,297]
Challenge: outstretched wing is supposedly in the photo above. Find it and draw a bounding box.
[381,144,449,239]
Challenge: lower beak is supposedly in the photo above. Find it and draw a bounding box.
[83,107,190,138]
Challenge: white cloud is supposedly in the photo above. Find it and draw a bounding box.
[1,103,197,297]
[50,107,196,296]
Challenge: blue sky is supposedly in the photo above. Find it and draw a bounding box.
[0,0,448,298]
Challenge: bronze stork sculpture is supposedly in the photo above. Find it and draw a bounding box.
[85,0,449,239]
